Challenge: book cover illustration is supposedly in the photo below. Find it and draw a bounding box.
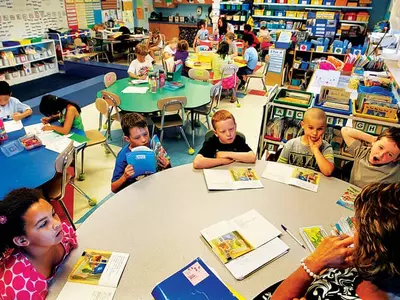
[336,186,361,211]
[332,216,355,237]
[299,226,328,251]
[291,168,320,185]
[210,231,254,263]
[229,168,259,182]
[68,250,111,285]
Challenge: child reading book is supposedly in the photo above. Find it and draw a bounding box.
[0,80,32,121]
[40,94,85,135]
[277,108,335,176]
[193,110,256,169]
[0,188,77,300]
[128,44,154,79]
[341,127,400,187]
[111,113,171,193]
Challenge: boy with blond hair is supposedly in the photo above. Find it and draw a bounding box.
[193,110,256,169]
[278,108,335,176]
[127,44,153,79]
[341,127,400,188]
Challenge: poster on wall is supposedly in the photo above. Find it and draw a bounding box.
[102,9,117,22]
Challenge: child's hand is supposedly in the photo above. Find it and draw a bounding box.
[123,164,135,179]
[216,151,231,159]
[139,75,147,80]
[41,116,52,124]
[220,158,235,165]
[42,124,53,131]
[308,136,322,154]
[157,155,170,169]
[12,112,23,121]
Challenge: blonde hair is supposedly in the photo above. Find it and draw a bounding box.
[135,44,149,56]
[225,32,236,41]
[168,37,179,45]
[212,109,236,130]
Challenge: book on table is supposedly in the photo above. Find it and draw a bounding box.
[201,209,289,280]
[203,167,264,191]
[262,162,320,192]
[56,249,129,300]
[336,185,361,211]
[125,135,168,177]
[152,257,243,300]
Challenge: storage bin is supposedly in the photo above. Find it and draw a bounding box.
[166,69,182,82]
[11,70,19,78]
[2,58,9,66]
[335,0,348,5]
[299,0,310,4]
[266,0,276,3]
[242,3,250,9]
[356,12,369,21]
[312,96,352,115]
[344,12,357,21]
[31,66,39,73]
[274,10,285,16]
[286,11,297,17]
[287,0,299,3]
[2,41,20,47]
[310,0,323,4]
[296,11,308,18]
[277,0,287,3]
[323,0,335,5]
[273,89,313,108]
[30,37,42,43]
[254,9,264,16]
[19,70,26,77]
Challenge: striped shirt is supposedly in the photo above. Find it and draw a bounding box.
[277,136,334,172]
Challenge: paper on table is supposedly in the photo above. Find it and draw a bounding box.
[261,162,293,184]
[121,86,149,94]
[45,136,72,153]
[3,120,23,133]
[56,282,116,300]
[24,123,48,135]
[131,79,148,85]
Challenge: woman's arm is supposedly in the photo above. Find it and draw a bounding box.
[43,106,77,135]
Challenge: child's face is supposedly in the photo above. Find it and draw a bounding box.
[301,117,326,142]
[0,94,10,106]
[369,137,400,165]
[170,43,178,50]
[214,119,237,144]
[20,199,64,248]
[125,126,150,148]
[137,54,146,63]
[226,37,232,44]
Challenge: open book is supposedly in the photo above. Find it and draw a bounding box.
[262,163,320,192]
[125,135,168,177]
[57,250,129,300]
[299,226,328,252]
[201,210,289,280]
[152,257,241,300]
[203,167,264,191]
[336,186,361,211]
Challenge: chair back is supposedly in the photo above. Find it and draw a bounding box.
[101,90,121,107]
[95,97,109,116]
[54,141,75,200]
[157,96,187,112]
[267,84,279,103]
[204,130,246,142]
[104,72,117,88]
[262,55,270,76]
[196,45,209,52]
[74,38,83,47]
[188,69,210,81]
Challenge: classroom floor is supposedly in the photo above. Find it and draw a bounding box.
[70,65,269,224]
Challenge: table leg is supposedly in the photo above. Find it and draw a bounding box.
[191,109,195,146]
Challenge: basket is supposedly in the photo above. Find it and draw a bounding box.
[273,89,313,108]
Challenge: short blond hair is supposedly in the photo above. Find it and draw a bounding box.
[212,109,236,130]
[225,32,236,41]
[135,44,149,56]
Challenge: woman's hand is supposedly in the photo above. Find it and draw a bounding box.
[306,235,355,273]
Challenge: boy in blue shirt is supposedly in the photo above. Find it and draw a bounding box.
[234,34,259,90]
[111,113,171,193]
[0,81,32,120]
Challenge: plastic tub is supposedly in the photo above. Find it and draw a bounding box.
[0,140,24,157]
[19,135,43,150]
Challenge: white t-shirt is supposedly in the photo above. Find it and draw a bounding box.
[127,54,153,77]
[163,45,176,56]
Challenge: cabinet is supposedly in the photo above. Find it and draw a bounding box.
[149,22,160,33]
[153,0,177,8]
[160,24,180,42]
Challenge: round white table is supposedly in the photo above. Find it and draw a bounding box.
[48,161,351,299]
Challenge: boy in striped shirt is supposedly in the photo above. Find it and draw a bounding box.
[277,108,335,176]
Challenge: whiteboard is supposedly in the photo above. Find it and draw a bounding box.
[0,0,68,40]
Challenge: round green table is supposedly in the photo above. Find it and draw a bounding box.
[97,76,213,145]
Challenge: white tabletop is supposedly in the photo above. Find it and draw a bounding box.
[47,161,351,299]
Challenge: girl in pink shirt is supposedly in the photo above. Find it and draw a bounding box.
[0,188,77,300]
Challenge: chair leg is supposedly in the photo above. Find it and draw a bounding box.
[245,78,251,93]
[261,78,267,91]
[69,181,97,206]
[151,124,155,137]
[98,113,102,131]
[78,148,85,181]
[59,199,76,230]
[179,126,192,149]
[160,129,164,143]
[104,143,117,158]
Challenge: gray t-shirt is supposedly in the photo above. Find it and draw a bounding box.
[278,136,334,171]
[228,42,237,55]
[348,140,400,188]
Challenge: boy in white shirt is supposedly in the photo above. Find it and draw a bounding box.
[0,81,32,121]
[127,44,153,79]
[163,37,178,59]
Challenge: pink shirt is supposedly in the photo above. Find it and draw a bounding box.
[0,223,77,300]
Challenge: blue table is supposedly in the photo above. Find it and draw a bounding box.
[0,115,84,200]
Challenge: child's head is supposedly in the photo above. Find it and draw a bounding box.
[225,32,235,44]
[212,110,237,144]
[301,108,327,143]
[177,40,189,52]
[260,26,267,30]
[369,127,400,165]
[0,80,11,107]
[216,41,229,59]
[198,19,206,30]
[0,188,63,258]
[168,37,179,50]
[242,33,254,47]
[121,112,150,148]
[135,44,149,63]
[151,28,160,38]
[39,95,81,116]
[244,24,252,34]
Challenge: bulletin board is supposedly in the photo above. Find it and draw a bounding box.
[266,48,286,87]
[0,0,68,39]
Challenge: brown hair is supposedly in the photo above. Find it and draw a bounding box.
[212,109,236,130]
[135,44,149,56]
[353,182,400,282]
[151,28,160,35]
[377,127,400,151]
[225,32,235,41]
[177,40,189,51]
[121,113,148,137]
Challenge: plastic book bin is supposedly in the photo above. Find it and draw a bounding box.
[352,101,399,124]
[273,89,313,108]
[0,140,24,157]
[312,95,352,115]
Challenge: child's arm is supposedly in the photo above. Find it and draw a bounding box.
[193,154,234,169]
[308,137,335,176]
[128,72,146,79]
[193,31,200,49]
[42,106,76,135]
[41,113,60,124]
[12,108,32,121]
[234,56,247,64]
[216,151,256,163]
[341,127,376,147]
[111,164,135,193]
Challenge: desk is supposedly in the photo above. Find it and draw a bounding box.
[98,77,212,145]
[94,35,148,57]
[185,53,246,70]
[47,161,351,299]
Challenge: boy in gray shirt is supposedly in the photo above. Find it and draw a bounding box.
[341,127,400,188]
[278,108,335,176]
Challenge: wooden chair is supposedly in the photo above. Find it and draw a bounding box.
[244,55,270,93]
[42,142,96,230]
[151,96,194,154]
[101,91,123,141]
[86,37,110,63]
[188,69,210,81]
[104,72,117,88]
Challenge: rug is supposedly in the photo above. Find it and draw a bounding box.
[248,89,266,96]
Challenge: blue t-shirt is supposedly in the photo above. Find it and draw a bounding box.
[198,29,209,40]
[0,96,31,119]
[244,46,258,70]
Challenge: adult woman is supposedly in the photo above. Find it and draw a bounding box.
[262,182,400,299]
[217,17,234,38]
